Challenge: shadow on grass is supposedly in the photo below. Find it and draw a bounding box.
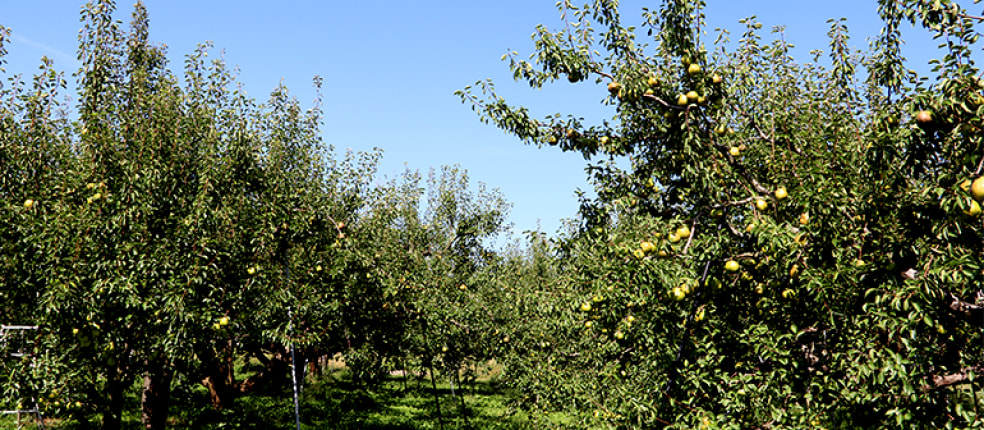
[298,375,530,430]
[25,372,531,429]
[158,373,530,430]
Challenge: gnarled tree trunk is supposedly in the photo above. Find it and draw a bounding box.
[199,342,293,410]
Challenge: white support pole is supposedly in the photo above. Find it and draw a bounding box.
[289,305,301,430]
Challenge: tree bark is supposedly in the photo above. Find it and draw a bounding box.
[199,343,293,410]
[197,339,238,410]
[141,358,174,429]
[921,365,984,392]
[201,355,237,410]
[945,292,984,328]
[101,365,126,430]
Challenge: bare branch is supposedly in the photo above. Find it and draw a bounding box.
[750,119,775,145]
[921,365,984,392]
[712,196,757,208]
[641,93,677,109]
[717,145,771,195]
[681,221,696,254]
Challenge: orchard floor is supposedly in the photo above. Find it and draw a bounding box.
[2,371,535,430]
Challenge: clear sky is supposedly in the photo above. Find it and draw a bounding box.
[1,1,945,239]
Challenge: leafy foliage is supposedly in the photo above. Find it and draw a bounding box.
[0,1,510,428]
[459,0,984,427]
[4,0,984,428]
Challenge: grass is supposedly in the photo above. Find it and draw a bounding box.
[297,373,530,430]
[1,367,533,430]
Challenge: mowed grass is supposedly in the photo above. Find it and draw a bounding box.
[2,366,534,429]
[298,374,530,430]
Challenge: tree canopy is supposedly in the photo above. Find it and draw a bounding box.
[457,0,984,427]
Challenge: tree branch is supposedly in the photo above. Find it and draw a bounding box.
[717,145,771,195]
[944,291,984,329]
[921,365,983,392]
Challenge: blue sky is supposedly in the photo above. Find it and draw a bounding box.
[1,1,945,239]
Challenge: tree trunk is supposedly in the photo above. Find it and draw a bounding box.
[427,360,445,430]
[141,358,174,429]
[101,367,126,430]
[199,342,293,410]
[197,339,238,410]
[201,355,238,410]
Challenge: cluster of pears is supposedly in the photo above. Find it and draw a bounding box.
[604,55,723,108]
[961,177,984,217]
[633,224,692,260]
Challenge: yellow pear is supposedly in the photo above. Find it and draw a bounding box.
[964,200,982,217]
[971,177,984,202]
